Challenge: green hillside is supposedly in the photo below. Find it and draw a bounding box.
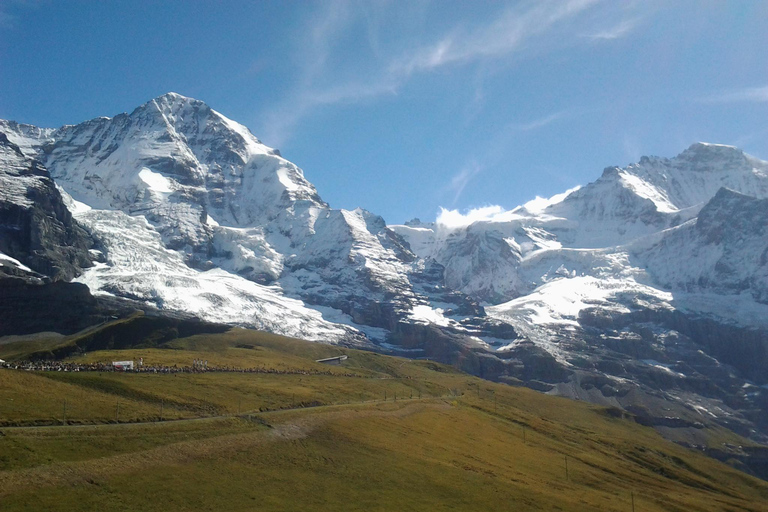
[1,326,767,511]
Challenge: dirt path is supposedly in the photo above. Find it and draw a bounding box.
[0,394,447,431]
[0,400,449,496]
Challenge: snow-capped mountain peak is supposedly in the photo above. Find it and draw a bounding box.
[4,96,768,451]
[675,142,752,171]
[394,145,768,303]
[134,92,275,163]
[0,94,434,344]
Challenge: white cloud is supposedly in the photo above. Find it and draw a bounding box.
[436,205,508,229]
[435,185,582,229]
[521,186,581,213]
[697,86,768,104]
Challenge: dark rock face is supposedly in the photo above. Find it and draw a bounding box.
[0,278,101,335]
[0,132,94,281]
[579,296,768,386]
[383,316,572,386]
[705,445,768,481]
[568,302,768,442]
[0,132,103,337]
[35,313,231,359]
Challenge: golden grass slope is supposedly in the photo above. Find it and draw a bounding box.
[0,327,767,511]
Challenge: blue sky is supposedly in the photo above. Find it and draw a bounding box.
[1,1,766,224]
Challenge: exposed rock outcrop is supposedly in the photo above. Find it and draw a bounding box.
[0,132,94,281]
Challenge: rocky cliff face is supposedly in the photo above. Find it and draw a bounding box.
[0,132,94,281]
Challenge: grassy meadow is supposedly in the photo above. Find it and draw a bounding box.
[1,326,767,511]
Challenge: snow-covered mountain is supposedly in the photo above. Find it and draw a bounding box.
[392,143,768,302]
[391,142,768,447]
[2,94,768,458]
[0,93,476,345]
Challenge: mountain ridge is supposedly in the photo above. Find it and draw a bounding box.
[2,92,768,455]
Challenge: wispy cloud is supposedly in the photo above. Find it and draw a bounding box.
[435,108,577,209]
[732,127,768,149]
[508,111,569,132]
[260,0,605,146]
[436,205,507,229]
[697,85,768,104]
[260,79,398,148]
[446,161,484,204]
[622,133,642,163]
[390,0,601,76]
[0,10,14,29]
[303,0,354,83]
[584,17,639,40]
[0,1,19,29]
[486,108,582,161]
[257,0,363,146]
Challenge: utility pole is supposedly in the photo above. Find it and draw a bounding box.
[116,401,120,423]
